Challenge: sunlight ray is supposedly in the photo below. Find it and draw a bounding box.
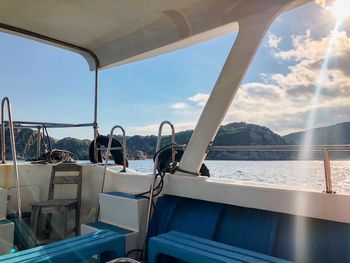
[299,16,344,159]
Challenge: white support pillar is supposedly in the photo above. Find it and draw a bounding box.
[177,7,283,175]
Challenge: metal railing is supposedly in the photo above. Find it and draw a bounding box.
[143,120,175,257]
[1,120,95,162]
[206,144,350,193]
[1,97,22,220]
[2,120,94,129]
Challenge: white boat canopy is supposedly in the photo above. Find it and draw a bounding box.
[0,0,309,70]
[0,0,312,173]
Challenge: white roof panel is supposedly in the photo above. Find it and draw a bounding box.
[0,0,310,70]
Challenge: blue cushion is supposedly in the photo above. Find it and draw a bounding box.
[147,195,183,239]
[215,206,278,254]
[149,195,350,262]
[148,195,223,240]
[0,230,125,263]
[148,231,290,263]
[274,214,350,262]
[86,221,133,235]
[169,198,223,239]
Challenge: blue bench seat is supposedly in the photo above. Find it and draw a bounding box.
[149,231,291,263]
[0,229,125,263]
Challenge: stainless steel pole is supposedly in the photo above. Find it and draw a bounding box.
[36,127,41,159]
[1,97,22,219]
[1,105,5,164]
[143,121,175,258]
[93,68,99,162]
[323,148,333,193]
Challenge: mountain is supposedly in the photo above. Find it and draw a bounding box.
[0,122,291,161]
[206,122,291,160]
[0,129,90,161]
[284,122,350,145]
[117,122,291,160]
[283,121,350,159]
[3,121,349,162]
[0,128,38,160]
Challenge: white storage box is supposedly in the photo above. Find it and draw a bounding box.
[0,188,7,220]
[0,219,14,255]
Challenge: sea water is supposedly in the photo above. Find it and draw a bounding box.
[15,159,350,193]
[128,159,350,193]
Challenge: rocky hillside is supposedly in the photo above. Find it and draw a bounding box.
[0,128,38,160]
[0,122,292,161]
[0,129,90,161]
[284,122,350,145]
[207,122,292,160]
[284,121,350,159]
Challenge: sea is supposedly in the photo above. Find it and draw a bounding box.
[15,159,350,193]
[128,159,350,194]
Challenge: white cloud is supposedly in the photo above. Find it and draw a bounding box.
[272,30,350,101]
[241,82,283,100]
[128,29,350,136]
[315,0,327,8]
[274,30,311,60]
[128,121,197,135]
[223,29,350,134]
[267,33,282,48]
[188,93,209,106]
[171,102,189,110]
[128,123,160,135]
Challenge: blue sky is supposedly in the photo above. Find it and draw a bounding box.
[1,2,350,139]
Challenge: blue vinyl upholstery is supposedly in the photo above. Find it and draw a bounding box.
[0,230,125,263]
[214,206,278,254]
[147,195,350,263]
[149,231,290,263]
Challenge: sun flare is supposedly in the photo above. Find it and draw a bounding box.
[331,0,350,20]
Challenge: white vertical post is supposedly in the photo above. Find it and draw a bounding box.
[178,8,282,175]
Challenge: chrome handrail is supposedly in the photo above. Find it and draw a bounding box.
[1,97,22,219]
[142,121,175,258]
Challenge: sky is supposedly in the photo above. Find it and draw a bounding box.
[1,1,350,140]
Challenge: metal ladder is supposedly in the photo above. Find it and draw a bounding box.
[1,97,22,220]
[143,121,175,257]
[99,125,127,194]
[96,125,127,220]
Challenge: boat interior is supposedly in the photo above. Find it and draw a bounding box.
[1,0,350,262]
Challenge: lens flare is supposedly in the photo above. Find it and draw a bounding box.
[296,2,348,260]
[299,3,346,158]
[331,0,350,20]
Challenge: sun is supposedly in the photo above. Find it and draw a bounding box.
[330,0,350,20]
